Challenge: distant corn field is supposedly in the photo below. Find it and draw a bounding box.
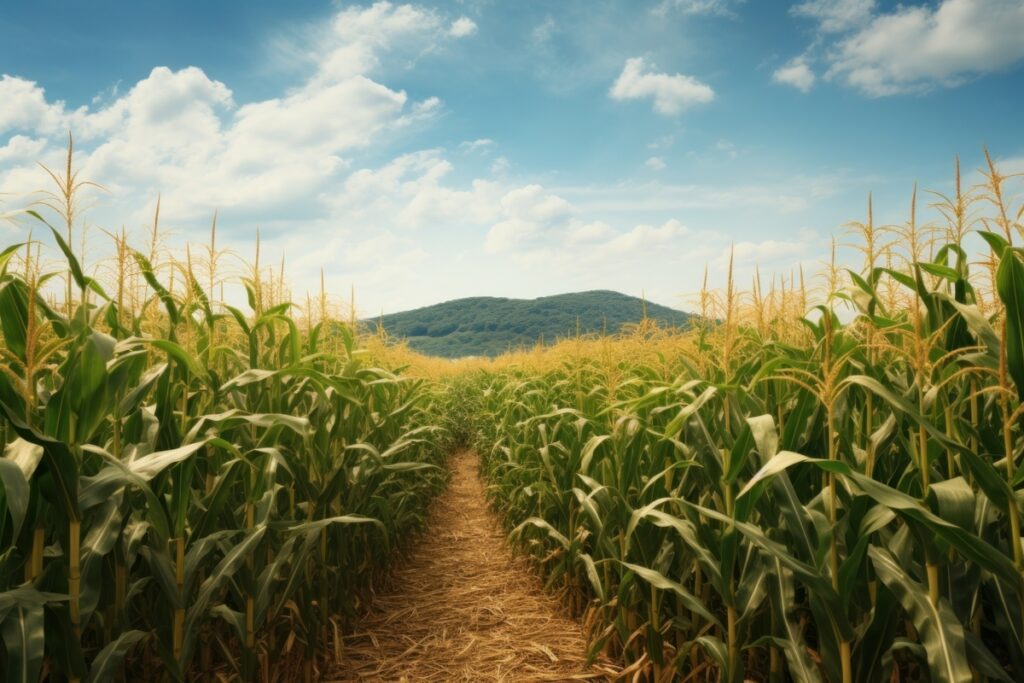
[1,142,1024,682]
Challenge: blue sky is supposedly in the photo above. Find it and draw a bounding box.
[1,0,1022,314]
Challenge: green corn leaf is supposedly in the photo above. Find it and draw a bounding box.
[0,601,45,683]
[181,527,267,667]
[996,246,1024,400]
[978,230,1009,255]
[0,400,79,521]
[0,443,35,539]
[763,557,823,683]
[0,242,24,274]
[132,250,179,325]
[869,546,972,683]
[744,451,1023,590]
[84,630,147,683]
[621,561,721,628]
[0,279,29,360]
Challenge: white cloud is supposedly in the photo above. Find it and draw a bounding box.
[791,0,1024,96]
[97,67,404,220]
[459,138,493,153]
[772,56,816,92]
[499,184,571,222]
[329,149,503,231]
[311,2,448,83]
[0,76,76,136]
[484,185,624,254]
[791,0,875,32]
[0,135,47,165]
[645,156,667,171]
[483,184,573,253]
[831,0,1024,95]
[449,17,478,38]
[609,57,714,115]
[482,183,695,263]
[411,96,442,117]
[0,2,469,229]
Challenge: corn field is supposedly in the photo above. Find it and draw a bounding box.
[0,145,448,681]
[3,141,1024,682]
[456,156,1024,681]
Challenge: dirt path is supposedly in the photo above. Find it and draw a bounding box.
[326,451,616,682]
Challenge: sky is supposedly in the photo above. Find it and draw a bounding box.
[1,0,1022,315]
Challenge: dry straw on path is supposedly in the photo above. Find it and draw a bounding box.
[327,451,618,682]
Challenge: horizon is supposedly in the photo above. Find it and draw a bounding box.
[1,1,1022,316]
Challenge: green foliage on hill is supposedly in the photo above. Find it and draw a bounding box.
[366,290,691,358]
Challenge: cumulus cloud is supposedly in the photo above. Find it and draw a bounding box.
[772,56,816,92]
[449,17,478,37]
[0,135,47,165]
[329,149,503,231]
[0,76,75,136]
[311,1,448,83]
[484,185,572,253]
[829,0,1024,95]
[789,0,1024,96]
[0,2,469,228]
[609,57,714,115]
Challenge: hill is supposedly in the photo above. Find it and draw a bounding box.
[366,290,691,358]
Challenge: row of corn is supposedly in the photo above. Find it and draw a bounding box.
[0,147,448,681]
[457,157,1024,682]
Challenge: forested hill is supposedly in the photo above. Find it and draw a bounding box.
[365,290,691,358]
